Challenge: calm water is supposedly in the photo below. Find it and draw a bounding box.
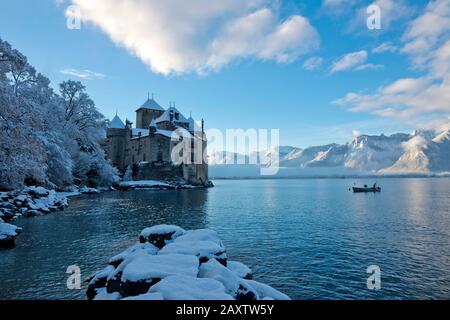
[0,178,449,300]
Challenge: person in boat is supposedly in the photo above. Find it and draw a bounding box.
[373,183,377,189]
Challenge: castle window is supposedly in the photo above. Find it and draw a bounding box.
[157,151,163,162]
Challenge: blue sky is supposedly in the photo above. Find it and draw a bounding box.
[1,0,448,148]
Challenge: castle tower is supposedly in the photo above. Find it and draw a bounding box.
[135,94,165,129]
[106,115,128,173]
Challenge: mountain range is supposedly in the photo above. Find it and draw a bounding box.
[208,129,450,178]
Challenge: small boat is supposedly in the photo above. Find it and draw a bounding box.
[352,186,381,193]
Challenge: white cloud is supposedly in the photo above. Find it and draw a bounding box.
[303,56,323,70]
[67,0,319,75]
[60,68,106,79]
[321,0,361,14]
[207,9,320,69]
[331,50,368,73]
[354,63,384,71]
[381,78,429,95]
[401,0,450,67]
[372,42,398,54]
[334,0,450,129]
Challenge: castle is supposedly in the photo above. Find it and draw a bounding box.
[103,95,209,186]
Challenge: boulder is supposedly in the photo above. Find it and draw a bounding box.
[161,229,227,265]
[148,275,233,300]
[93,288,122,300]
[159,239,226,266]
[0,222,22,248]
[86,265,115,300]
[25,186,50,197]
[108,242,158,267]
[80,187,99,194]
[198,259,259,300]
[247,280,290,300]
[227,261,253,280]
[107,253,199,297]
[139,225,185,248]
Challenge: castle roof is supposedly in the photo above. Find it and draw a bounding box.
[110,115,125,129]
[155,107,189,124]
[131,128,196,140]
[136,97,164,111]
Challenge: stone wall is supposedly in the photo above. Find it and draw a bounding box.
[105,128,129,173]
[134,162,184,182]
[136,109,164,129]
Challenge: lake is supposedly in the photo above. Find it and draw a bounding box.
[0,178,449,300]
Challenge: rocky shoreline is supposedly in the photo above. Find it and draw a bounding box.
[0,186,70,248]
[87,225,289,300]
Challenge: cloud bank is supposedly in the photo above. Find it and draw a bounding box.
[67,0,320,75]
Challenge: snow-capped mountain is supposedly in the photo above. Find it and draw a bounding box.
[209,129,450,176]
[308,133,411,171]
[382,130,450,173]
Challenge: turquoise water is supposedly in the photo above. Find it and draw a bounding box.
[0,178,449,300]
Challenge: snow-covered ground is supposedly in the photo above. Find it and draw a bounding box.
[87,224,290,300]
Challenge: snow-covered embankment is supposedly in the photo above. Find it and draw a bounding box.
[87,225,289,300]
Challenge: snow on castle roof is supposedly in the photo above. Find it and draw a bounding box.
[155,107,189,124]
[110,115,125,129]
[137,98,165,111]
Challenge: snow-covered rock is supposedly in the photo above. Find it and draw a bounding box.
[198,259,259,300]
[0,222,22,248]
[79,187,99,194]
[106,253,199,297]
[228,261,253,279]
[247,280,290,300]
[148,275,234,300]
[88,225,290,300]
[159,229,227,265]
[139,224,185,248]
[109,242,159,267]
